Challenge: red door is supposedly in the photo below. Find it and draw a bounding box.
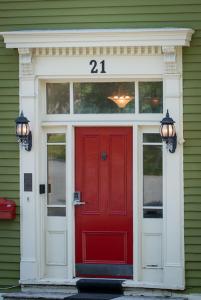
[75,127,133,278]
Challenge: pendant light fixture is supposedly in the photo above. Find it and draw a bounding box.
[107,95,134,108]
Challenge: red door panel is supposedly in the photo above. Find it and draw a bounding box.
[75,127,133,278]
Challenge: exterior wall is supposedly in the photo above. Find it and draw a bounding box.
[0,38,20,289]
[183,36,201,294]
[0,0,201,294]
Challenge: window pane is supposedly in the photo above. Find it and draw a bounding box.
[48,207,66,217]
[73,82,135,114]
[143,209,163,218]
[47,145,66,206]
[143,133,162,143]
[143,145,162,206]
[47,133,66,143]
[46,83,70,114]
[139,82,163,113]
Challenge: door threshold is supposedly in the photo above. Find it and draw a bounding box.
[20,278,78,285]
[20,278,183,291]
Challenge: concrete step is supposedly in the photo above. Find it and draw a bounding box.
[2,292,73,300]
[2,292,188,300]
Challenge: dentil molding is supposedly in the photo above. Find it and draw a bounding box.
[1,29,193,76]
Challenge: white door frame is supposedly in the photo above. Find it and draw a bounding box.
[1,28,194,289]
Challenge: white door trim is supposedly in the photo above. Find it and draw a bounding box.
[0,27,193,289]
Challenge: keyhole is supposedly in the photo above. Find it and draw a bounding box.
[101,151,107,161]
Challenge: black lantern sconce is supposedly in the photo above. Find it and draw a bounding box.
[15,111,32,151]
[160,110,177,153]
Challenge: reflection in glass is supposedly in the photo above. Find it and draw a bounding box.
[47,133,66,143]
[143,145,162,206]
[139,82,163,113]
[143,133,162,143]
[143,209,163,218]
[46,83,70,114]
[73,82,135,114]
[47,145,66,206]
[48,207,66,217]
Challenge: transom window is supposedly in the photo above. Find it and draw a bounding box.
[45,81,163,115]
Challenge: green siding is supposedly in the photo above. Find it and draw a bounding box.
[0,0,201,294]
[0,36,20,291]
[183,36,201,293]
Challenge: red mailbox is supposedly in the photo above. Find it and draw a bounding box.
[0,198,16,219]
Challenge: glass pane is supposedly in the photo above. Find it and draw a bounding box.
[47,145,66,206]
[46,83,70,114]
[47,133,65,143]
[143,209,163,218]
[48,207,66,217]
[143,145,162,206]
[73,82,135,113]
[143,133,162,143]
[139,82,163,113]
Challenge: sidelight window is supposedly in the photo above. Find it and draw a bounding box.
[142,133,163,218]
[47,133,66,216]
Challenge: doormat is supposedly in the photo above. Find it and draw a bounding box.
[65,279,124,299]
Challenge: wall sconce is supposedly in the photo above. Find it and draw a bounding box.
[160,110,177,153]
[15,111,32,151]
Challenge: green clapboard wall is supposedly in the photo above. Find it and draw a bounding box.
[0,0,201,294]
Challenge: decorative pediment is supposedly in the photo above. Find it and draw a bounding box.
[1,28,194,76]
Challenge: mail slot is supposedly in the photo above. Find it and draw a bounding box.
[0,198,16,219]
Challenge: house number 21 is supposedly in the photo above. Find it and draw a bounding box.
[89,60,106,74]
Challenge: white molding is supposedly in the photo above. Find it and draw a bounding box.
[1,28,194,49]
[33,46,162,57]
[18,48,33,76]
[162,46,178,74]
[6,27,189,289]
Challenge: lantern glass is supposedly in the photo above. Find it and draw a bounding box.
[16,123,30,138]
[160,124,175,138]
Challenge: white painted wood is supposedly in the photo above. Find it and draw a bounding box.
[133,125,139,281]
[34,56,163,77]
[19,76,38,281]
[66,125,75,279]
[1,28,194,48]
[138,126,164,283]
[40,127,68,279]
[162,63,184,288]
[2,27,190,289]
[33,46,162,57]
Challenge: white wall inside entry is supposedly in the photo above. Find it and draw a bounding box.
[1,28,194,289]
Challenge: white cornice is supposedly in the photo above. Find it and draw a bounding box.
[0,28,194,49]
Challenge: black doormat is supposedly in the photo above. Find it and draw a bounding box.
[65,279,124,299]
[76,279,124,294]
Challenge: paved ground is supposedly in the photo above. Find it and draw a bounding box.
[113,297,186,300]
[1,291,188,300]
